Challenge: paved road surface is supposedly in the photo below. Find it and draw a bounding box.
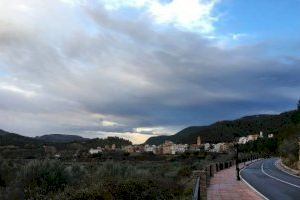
[240,158,300,200]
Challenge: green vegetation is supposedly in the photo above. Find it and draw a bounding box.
[239,107,300,169]
[0,152,233,200]
[239,138,279,155]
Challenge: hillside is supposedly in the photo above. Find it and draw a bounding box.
[0,129,11,136]
[0,129,132,149]
[145,111,296,145]
[0,131,43,147]
[83,136,132,148]
[35,134,89,143]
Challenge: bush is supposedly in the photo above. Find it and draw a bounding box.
[177,166,192,178]
[18,160,68,198]
[105,179,175,200]
[279,136,299,168]
[51,184,111,200]
[65,164,86,185]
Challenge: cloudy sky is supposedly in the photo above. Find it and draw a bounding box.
[0,0,300,143]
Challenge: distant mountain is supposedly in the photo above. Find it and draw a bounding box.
[0,129,10,136]
[0,130,43,147]
[35,134,89,143]
[145,111,296,145]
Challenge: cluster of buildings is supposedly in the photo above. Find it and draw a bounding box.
[88,136,226,155]
[144,141,189,155]
[238,131,274,144]
[88,131,276,155]
[112,136,231,155]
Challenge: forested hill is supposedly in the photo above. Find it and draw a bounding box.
[0,130,132,148]
[35,134,89,143]
[145,110,297,145]
[0,130,43,147]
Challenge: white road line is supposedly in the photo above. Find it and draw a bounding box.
[240,159,269,200]
[275,159,300,179]
[261,162,300,189]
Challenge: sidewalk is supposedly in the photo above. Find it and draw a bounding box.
[207,164,262,200]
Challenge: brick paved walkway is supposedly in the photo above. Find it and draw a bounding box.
[207,164,262,200]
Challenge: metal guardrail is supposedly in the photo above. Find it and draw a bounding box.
[192,176,200,200]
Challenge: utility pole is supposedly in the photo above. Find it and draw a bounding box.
[235,143,240,181]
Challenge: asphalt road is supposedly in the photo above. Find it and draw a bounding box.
[240,158,300,200]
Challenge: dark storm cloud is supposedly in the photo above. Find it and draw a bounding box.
[0,0,299,142]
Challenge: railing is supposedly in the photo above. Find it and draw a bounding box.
[192,176,200,200]
[191,155,261,200]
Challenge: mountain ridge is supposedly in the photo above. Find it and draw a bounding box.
[145,111,296,145]
[35,134,89,143]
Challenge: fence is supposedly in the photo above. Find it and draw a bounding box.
[191,155,260,200]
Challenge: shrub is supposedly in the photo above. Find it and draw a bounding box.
[18,160,68,198]
[177,166,192,178]
[65,164,87,185]
[51,184,111,200]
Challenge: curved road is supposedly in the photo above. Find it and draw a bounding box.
[240,158,300,200]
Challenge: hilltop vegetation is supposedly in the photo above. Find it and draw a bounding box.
[0,130,43,147]
[146,111,296,145]
[35,134,89,143]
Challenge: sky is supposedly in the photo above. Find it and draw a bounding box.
[0,0,300,144]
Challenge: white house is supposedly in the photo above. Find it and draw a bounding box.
[144,144,157,153]
[204,143,212,151]
[89,147,102,154]
[171,144,188,154]
[238,137,248,144]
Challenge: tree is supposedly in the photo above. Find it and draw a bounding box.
[298,99,300,110]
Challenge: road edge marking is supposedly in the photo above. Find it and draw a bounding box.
[240,159,269,200]
[275,159,300,179]
[261,162,300,189]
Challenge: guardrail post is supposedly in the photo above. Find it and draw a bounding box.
[200,170,207,200]
[209,165,213,177]
[211,164,216,176]
[205,167,210,186]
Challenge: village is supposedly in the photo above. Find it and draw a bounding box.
[88,131,274,156]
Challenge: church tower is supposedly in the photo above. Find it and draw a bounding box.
[197,136,201,146]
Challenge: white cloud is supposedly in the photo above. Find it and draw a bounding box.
[99,0,220,33]
[100,119,120,127]
[0,83,37,97]
[149,0,218,33]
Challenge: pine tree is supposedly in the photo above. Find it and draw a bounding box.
[298,99,300,110]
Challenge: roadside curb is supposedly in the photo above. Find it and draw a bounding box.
[275,159,300,179]
[239,159,269,200]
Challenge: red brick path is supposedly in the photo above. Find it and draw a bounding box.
[207,165,262,200]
